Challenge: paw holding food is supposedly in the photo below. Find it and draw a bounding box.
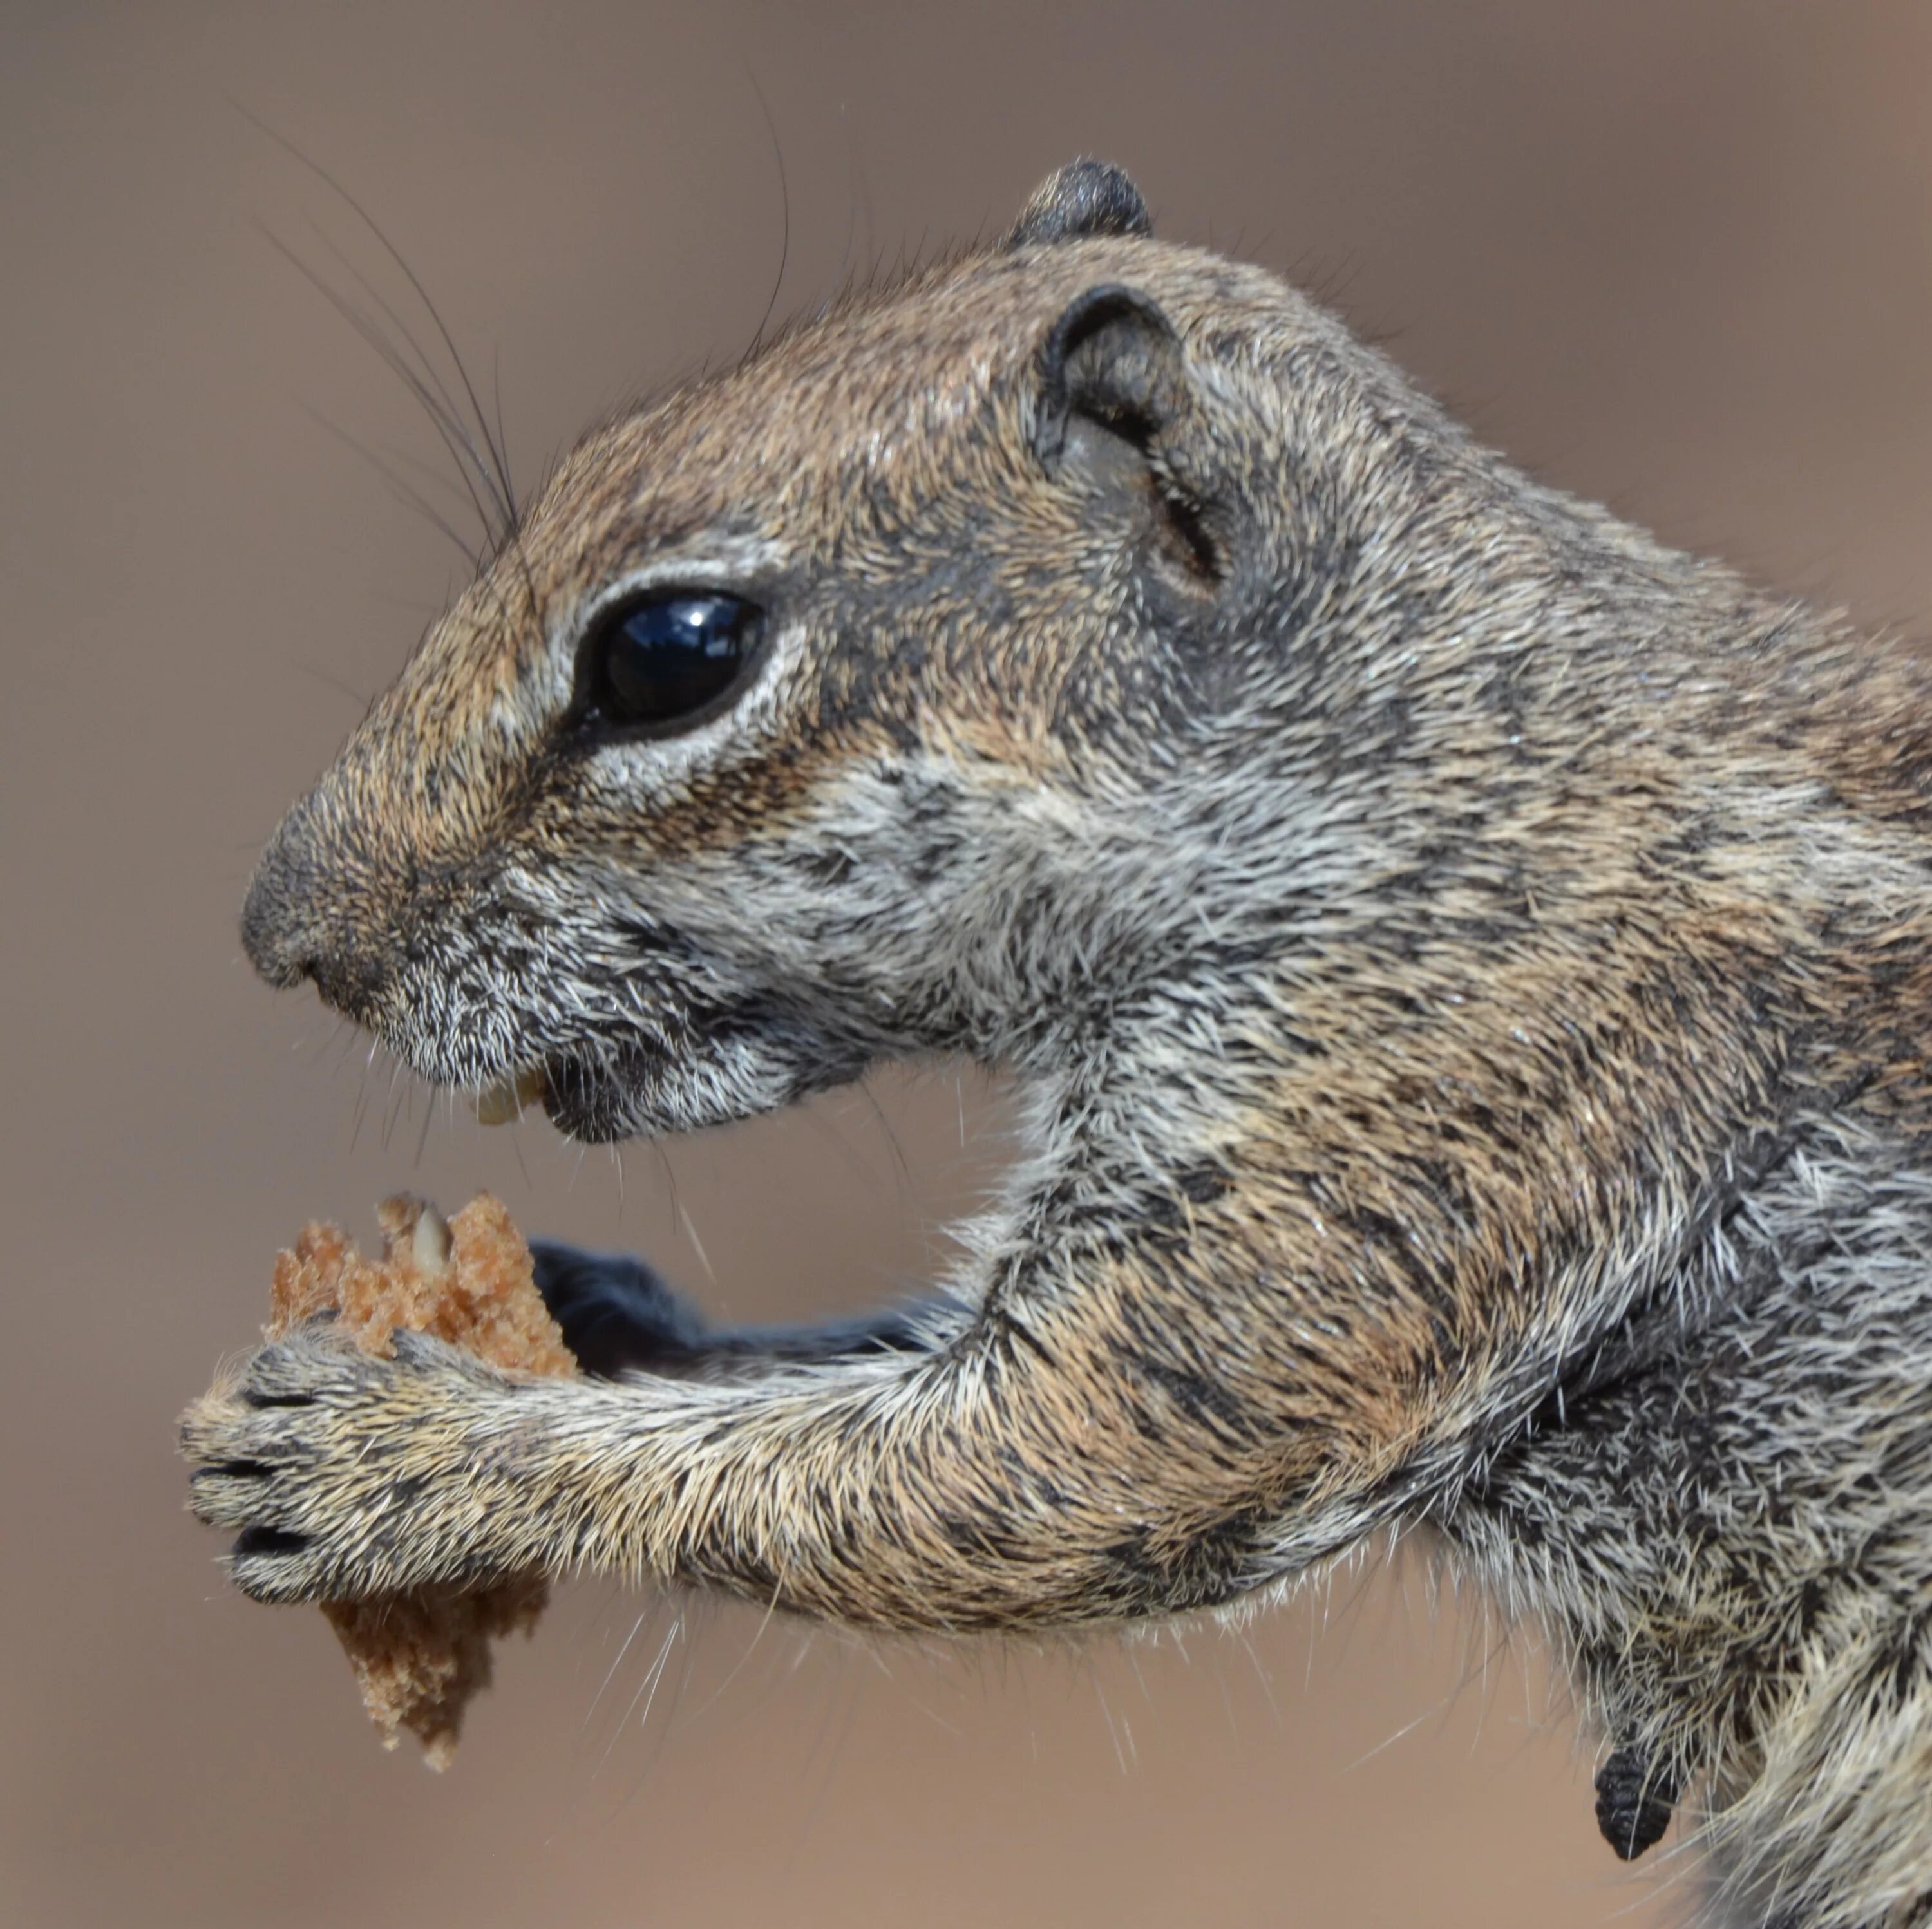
[185,1194,575,1769]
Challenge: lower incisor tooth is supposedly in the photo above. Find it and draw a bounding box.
[475,1064,544,1126]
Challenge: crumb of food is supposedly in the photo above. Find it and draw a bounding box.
[264,1194,575,1769]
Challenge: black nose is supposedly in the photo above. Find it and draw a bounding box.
[240,803,320,988]
[240,874,303,993]
[240,795,393,1020]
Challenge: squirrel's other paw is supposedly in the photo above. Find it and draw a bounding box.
[182,1326,511,1604]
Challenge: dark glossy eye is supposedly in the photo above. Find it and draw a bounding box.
[587,592,761,731]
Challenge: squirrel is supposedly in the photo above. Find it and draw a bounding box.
[186,160,1932,1925]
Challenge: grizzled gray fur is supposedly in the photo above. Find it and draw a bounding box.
[187,162,1932,1926]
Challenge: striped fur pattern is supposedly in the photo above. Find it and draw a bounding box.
[185,163,1932,1923]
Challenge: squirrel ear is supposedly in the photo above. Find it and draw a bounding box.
[1030,283,1186,475]
[1005,160,1151,249]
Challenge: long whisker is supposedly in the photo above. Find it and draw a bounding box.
[489,346,551,647]
[275,205,549,652]
[300,404,484,570]
[374,433,507,522]
[744,68,790,354]
[258,223,504,556]
[274,247,543,664]
[299,217,512,536]
[489,346,515,513]
[234,106,520,536]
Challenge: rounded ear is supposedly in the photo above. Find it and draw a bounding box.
[1030,283,1187,476]
[1005,160,1151,249]
[1032,285,1226,587]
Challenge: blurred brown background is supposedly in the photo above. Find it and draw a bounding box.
[5,3,1931,1924]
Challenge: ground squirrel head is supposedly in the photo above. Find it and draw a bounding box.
[240,162,1298,1131]
[238,158,1806,1142]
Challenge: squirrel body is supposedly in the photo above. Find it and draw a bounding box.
[187,164,1932,1924]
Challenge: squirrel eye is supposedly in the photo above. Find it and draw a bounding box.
[586,592,761,731]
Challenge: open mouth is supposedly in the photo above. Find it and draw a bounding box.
[473,1048,665,1143]
[473,1063,549,1127]
[462,999,846,1146]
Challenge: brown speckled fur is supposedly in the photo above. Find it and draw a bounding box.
[185,163,1932,1924]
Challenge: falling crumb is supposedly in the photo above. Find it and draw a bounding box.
[264,1193,575,1767]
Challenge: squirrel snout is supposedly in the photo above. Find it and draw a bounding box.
[240,796,396,1023]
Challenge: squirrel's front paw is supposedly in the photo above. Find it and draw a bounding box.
[182,1325,515,1604]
